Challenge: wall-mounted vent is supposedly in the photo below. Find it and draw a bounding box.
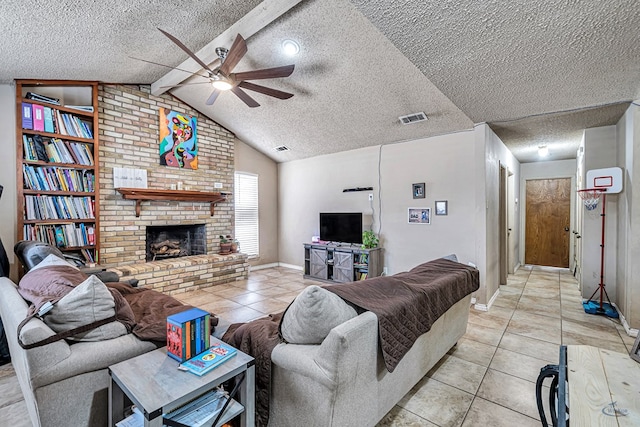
[399,112,428,125]
[274,145,290,152]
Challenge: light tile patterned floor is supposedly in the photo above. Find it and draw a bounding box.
[0,265,633,426]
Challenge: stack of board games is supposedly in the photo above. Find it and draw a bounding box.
[167,308,210,362]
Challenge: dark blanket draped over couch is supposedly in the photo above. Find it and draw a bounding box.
[222,257,480,426]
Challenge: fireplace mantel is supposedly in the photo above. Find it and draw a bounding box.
[116,188,228,217]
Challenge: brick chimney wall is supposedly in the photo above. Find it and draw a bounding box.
[98,85,235,267]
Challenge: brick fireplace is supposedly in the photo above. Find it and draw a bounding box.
[97,84,248,294]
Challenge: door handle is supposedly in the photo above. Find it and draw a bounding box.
[564,227,569,232]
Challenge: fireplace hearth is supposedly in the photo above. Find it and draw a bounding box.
[145,224,206,261]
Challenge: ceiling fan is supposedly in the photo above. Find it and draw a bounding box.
[157,28,295,108]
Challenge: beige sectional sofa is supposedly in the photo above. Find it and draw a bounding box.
[269,295,471,426]
[0,276,157,427]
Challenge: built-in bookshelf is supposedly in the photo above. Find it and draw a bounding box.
[16,80,100,264]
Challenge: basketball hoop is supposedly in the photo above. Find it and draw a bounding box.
[578,188,605,211]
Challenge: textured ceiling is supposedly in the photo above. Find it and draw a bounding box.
[1,0,638,163]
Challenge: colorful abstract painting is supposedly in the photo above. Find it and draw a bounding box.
[159,108,198,169]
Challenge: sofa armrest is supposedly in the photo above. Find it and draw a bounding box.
[272,311,379,388]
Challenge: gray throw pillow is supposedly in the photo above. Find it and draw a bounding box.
[43,275,127,342]
[280,285,357,344]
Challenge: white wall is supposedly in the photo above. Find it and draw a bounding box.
[0,84,17,279]
[519,159,577,271]
[234,139,279,266]
[580,126,618,304]
[481,125,521,305]
[278,128,519,306]
[616,102,640,328]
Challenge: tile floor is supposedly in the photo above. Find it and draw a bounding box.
[0,265,635,426]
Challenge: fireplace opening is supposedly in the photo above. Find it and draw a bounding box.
[146,224,207,261]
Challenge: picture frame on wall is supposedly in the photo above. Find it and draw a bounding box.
[412,183,425,199]
[435,200,448,215]
[408,208,430,224]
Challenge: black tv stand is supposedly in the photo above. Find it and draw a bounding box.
[303,243,382,283]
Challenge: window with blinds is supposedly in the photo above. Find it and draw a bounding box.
[234,172,259,257]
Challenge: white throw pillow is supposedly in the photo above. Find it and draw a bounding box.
[280,285,357,344]
[30,253,78,272]
[43,275,127,342]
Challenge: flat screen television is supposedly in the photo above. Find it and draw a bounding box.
[319,212,362,244]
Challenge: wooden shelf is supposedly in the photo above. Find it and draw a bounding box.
[16,80,100,267]
[116,188,228,217]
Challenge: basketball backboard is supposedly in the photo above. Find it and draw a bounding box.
[585,167,623,194]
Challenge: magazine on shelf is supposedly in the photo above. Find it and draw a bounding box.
[178,341,237,376]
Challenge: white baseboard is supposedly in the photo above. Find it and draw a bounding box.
[249,263,279,271]
[473,288,499,312]
[250,262,303,272]
[612,302,639,338]
[278,263,303,271]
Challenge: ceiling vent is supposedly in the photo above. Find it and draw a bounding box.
[274,145,290,152]
[399,112,428,125]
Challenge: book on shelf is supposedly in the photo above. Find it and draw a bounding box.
[178,341,238,377]
[65,105,94,113]
[22,103,33,129]
[43,107,55,133]
[164,388,228,427]
[26,92,60,105]
[167,308,210,362]
[32,104,45,131]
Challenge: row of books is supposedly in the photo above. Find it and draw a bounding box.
[23,223,95,248]
[357,272,368,280]
[23,164,95,193]
[22,102,93,139]
[23,135,94,165]
[24,195,95,220]
[167,308,211,363]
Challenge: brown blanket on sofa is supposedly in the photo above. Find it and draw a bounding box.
[222,312,283,427]
[325,258,479,372]
[18,266,218,343]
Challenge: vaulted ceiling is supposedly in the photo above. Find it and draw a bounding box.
[1,0,638,163]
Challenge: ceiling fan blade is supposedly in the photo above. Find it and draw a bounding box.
[206,89,221,105]
[238,81,293,99]
[231,86,260,108]
[219,34,248,76]
[158,27,215,73]
[128,56,211,79]
[232,64,295,81]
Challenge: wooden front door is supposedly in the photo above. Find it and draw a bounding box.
[525,178,571,268]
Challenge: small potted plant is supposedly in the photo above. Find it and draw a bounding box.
[219,235,233,254]
[362,231,379,249]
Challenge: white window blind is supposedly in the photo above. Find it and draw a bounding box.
[234,172,259,257]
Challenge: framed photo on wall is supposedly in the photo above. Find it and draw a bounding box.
[412,183,425,199]
[408,208,430,224]
[435,200,448,215]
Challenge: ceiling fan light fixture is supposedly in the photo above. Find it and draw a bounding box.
[211,77,233,91]
[282,39,300,56]
[538,145,549,157]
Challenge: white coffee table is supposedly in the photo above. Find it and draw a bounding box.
[108,339,255,427]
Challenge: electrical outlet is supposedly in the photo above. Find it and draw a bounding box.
[368,193,373,201]
[214,182,223,189]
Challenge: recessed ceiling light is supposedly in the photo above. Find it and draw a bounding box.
[538,146,549,157]
[281,39,300,56]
